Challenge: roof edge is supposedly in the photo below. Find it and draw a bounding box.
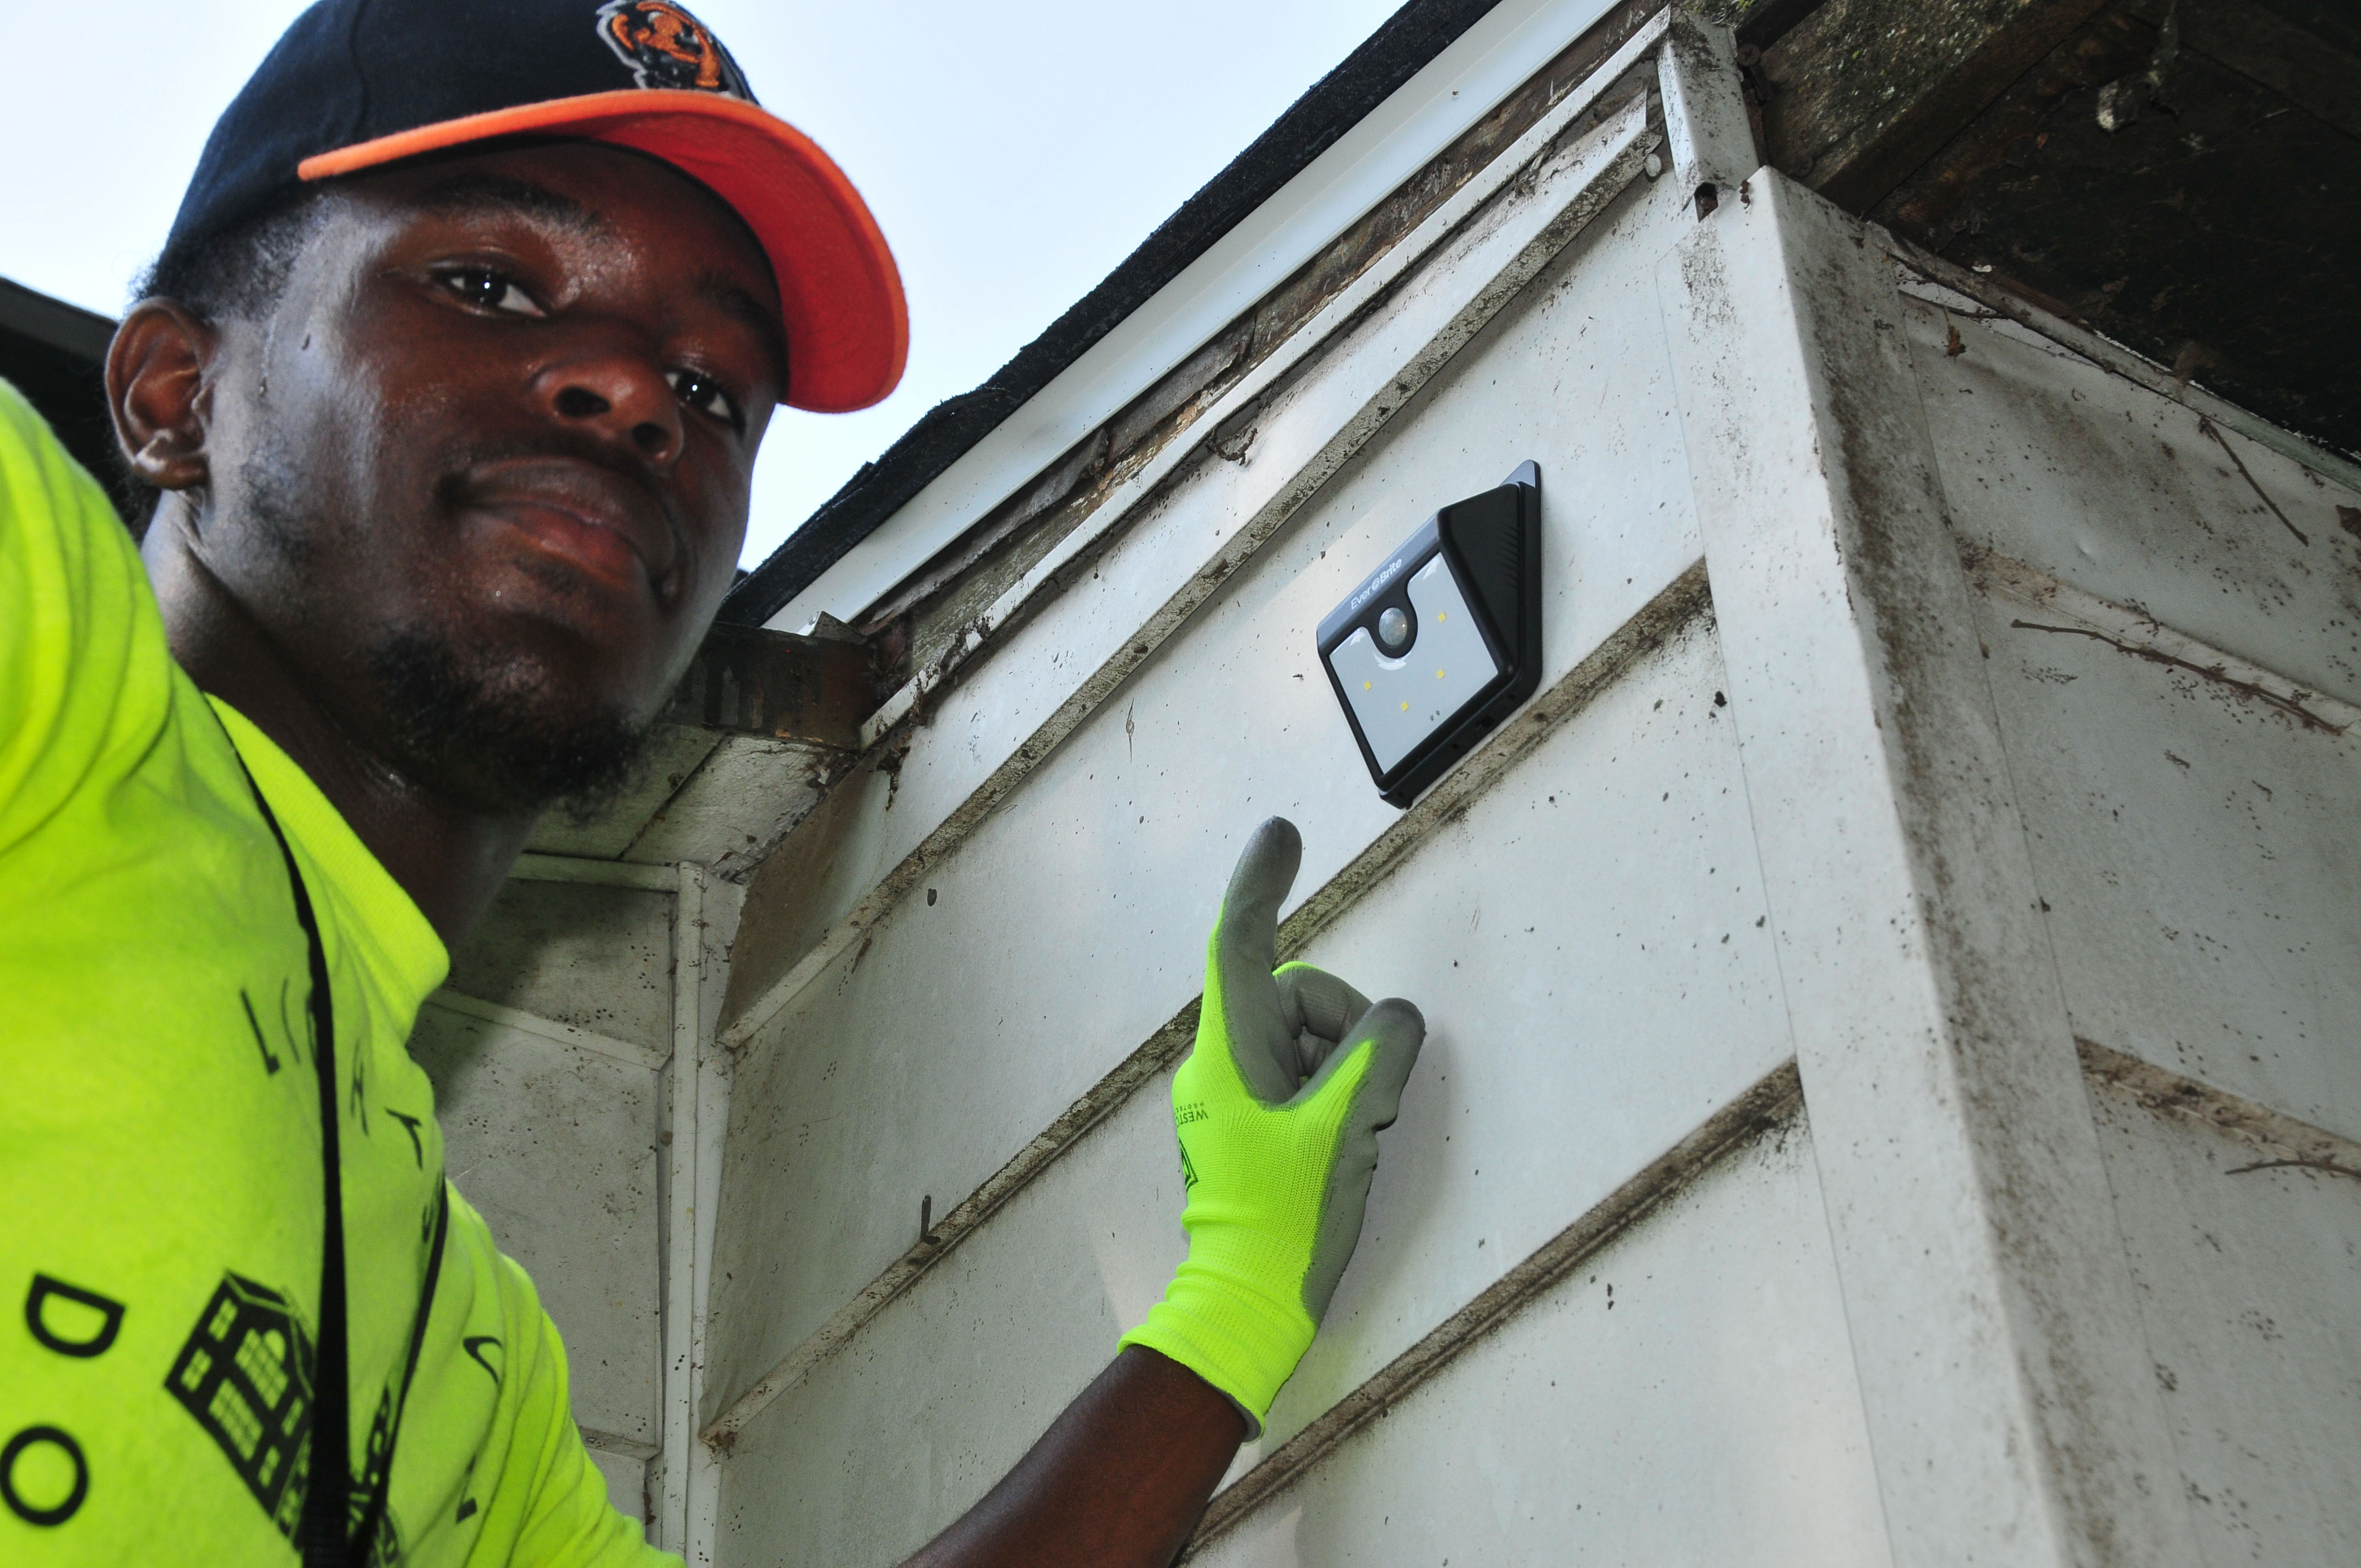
[0,276,118,364]
[717,0,1509,628]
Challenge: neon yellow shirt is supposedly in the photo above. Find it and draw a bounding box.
[0,380,669,1565]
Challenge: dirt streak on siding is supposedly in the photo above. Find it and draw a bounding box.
[2077,1036,2361,1177]
[1964,543,2361,736]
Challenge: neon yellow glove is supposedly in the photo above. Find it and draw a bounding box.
[1121,818,1424,1434]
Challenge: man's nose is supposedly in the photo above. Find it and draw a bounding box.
[539,351,682,465]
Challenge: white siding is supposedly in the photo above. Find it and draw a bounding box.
[2090,1079,2361,1567]
[711,608,1797,1539]
[588,1446,651,1531]
[414,1004,663,1453]
[715,66,1680,1057]
[1973,580,2361,1143]
[715,1080,1179,1566]
[1661,172,2202,1567]
[1193,1114,1890,1568]
[1905,293,2361,709]
[1250,617,1784,1451]
[418,870,719,1546]
[708,148,1718,1424]
[444,879,677,1050]
[717,1095,1889,1568]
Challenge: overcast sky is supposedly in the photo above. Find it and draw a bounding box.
[0,1,1402,567]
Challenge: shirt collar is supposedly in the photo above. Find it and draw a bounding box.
[206,696,451,1015]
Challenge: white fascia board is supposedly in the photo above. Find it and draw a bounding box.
[769,0,1623,633]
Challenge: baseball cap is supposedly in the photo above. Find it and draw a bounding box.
[164,0,906,413]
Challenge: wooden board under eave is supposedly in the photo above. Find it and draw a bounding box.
[1755,0,2113,209]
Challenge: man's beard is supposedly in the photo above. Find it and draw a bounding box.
[370,629,651,821]
[233,418,657,821]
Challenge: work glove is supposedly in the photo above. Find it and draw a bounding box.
[1120,817,1424,1435]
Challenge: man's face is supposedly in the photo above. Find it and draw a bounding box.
[179,140,785,812]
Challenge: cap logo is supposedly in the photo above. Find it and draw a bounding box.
[596,2,750,98]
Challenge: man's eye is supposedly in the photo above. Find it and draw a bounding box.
[437,267,541,316]
[667,368,744,432]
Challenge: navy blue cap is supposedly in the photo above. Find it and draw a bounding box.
[164,0,906,412]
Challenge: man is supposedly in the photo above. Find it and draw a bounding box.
[0,2,1423,1564]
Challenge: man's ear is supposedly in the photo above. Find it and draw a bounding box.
[106,300,217,494]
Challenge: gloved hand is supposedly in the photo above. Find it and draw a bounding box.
[1120,818,1424,1435]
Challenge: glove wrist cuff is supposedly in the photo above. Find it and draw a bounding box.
[1119,1263,1315,1435]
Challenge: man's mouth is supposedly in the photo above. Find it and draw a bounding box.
[460,458,681,596]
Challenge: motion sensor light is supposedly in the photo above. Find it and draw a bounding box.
[1316,461,1542,807]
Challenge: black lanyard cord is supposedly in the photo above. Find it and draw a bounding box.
[235,763,353,1568]
[228,733,449,1566]
[349,1184,448,1561]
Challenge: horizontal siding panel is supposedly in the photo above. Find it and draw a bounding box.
[1974,584,2361,1144]
[708,168,1711,1416]
[711,619,1802,1555]
[2090,1077,2361,1567]
[416,1006,663,1448]
[1908,295,2361,710]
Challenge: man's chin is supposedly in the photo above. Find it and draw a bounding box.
[370,629,652,819]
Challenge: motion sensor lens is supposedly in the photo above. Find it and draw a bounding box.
[1377,606,1411,651]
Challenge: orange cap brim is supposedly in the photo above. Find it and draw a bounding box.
[298,90,907,414]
